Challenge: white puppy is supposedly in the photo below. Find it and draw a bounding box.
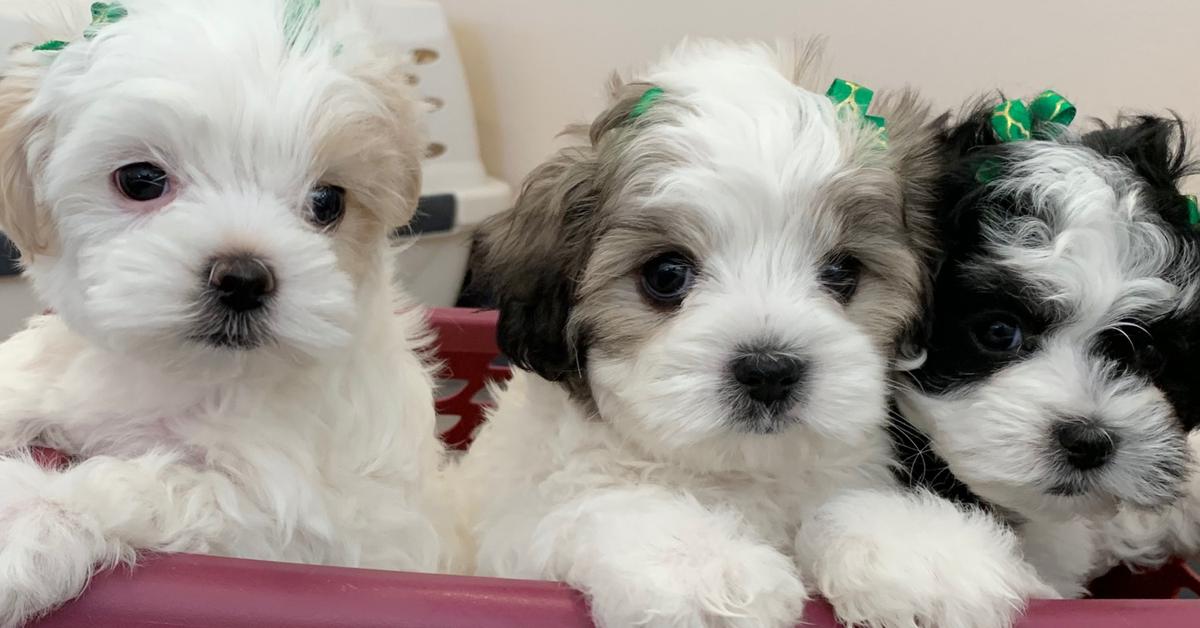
[455,41,1051,628]
[0,0,454,624]
[891,103,1200,595]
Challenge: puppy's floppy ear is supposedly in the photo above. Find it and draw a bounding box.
[875,89,941,367]
[471,152,599,384]
[1082,114,1200,230]
[895,98,1002,361]
[348,56,423,226]
[320,4,424,228]
[0,52,53,260]
[472,79,657,386]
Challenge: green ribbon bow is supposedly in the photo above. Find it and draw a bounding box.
[977,89,1076,183]
[33,2,126,52]
[826,78,887,146]
[1186,195,1199,228]
[83,2,127,39]
[628,86,664,120]
[991,89,1076,142]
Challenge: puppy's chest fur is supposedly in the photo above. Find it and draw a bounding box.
[465,372,897,554]
[0,314,446,569]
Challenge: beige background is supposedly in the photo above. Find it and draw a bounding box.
[437,0,1200,192]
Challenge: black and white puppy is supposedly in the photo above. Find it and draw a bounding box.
[893,100,1200,595]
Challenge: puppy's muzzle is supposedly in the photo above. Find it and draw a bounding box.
[206,255,276,313]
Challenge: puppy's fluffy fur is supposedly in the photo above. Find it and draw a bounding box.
[455,40,1051,628]
[0,1,454,623]
[892,101,1200,595]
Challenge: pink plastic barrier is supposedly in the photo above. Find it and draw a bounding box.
[27,553,1200,628]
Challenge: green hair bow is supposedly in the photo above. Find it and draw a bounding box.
[977,89,1076,183]
[991,90,1076,142]
[33,2,127,52]
[628,86,664,120]
[1186,195,1199,228]
[826,78,887,144]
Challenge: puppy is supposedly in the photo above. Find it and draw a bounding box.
[892,98,1200,595]
[0,0,454,623]
[456,40,1050,628]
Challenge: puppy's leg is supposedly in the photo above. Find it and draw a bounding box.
[512,486,806,628]
[0,452,231,627]
[797,489,1056,628]
[0,319,63,449]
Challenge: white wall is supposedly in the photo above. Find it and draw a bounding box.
[437,0,1200,192]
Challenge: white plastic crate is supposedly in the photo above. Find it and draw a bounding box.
[0,0,510,339]
[370,0,511,306]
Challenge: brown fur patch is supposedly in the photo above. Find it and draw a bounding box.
[0,52,56,259]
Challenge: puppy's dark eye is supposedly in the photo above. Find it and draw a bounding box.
[308,184,346,228]
[1138,342,1166,374]
[818,255,861,303]
[971,314,1024,353]
[640,253,696,307]
[114,162,170,201]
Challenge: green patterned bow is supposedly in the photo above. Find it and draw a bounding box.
[991,89,1076,142]
[826,78,887,146]
[33,2,126,52]
[977,89,1076,183]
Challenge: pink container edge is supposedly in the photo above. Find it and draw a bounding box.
[28,553,1200,628]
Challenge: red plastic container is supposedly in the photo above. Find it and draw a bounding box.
[25,308,1200,627]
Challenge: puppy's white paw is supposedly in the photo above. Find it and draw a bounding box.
[799,490,1056,628]
[0,497,126,627]
[585,538,807,628]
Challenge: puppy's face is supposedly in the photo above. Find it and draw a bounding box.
[907,111,1200,516]
[477,42,937,466]
[0,0,421,368]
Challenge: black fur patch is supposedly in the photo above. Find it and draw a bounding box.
[888,407,992,512]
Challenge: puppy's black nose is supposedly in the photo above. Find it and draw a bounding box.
[207,255,275,312]
[1054,421,1116,471]
[731,353,806,405]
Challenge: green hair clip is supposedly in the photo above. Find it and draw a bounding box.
[83,2,127,39]
[991,89,1076,143]
[1186,195,1199,228]
[978,89,1076,183]
[33,2,126,53]
[826,78,887,146]
[629,86,664,120]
